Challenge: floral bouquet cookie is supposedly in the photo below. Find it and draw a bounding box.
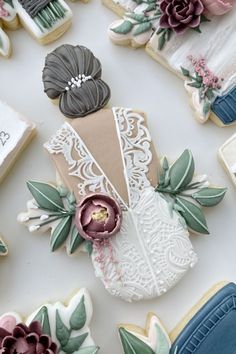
[105,0,236,127]
[0,0,85,57]
[0,288,99,354]
[18,44,226,302]
[118,282,236,354]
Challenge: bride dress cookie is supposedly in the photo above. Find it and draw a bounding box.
[18,44,226,302]
[118,282,236,354]
[0,100,36,184]
[105,0,236,127]
[219,133,236,187]
[0,289,99,354]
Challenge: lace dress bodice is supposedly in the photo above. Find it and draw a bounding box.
[45,107,197,302]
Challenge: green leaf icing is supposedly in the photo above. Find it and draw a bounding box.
[76,347,99,354]
[112,20,133,34]
[169,150,194,191]
[192,187,227,207]
[27,181,64,211]
[56,310,70,347]
[119,328,155,354]
[155,324,170,354]
[32,306,51,336]
[133,22,152,36]
[50,216,72,252]
[85,241,93,256]
[69,225,85,254]
[176,197,209,234]
[62,333,88,353]
[70,295,86,331]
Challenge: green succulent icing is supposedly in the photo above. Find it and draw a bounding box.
[33,306,51,336]
[119,328,155,354]
[156,150,227,234]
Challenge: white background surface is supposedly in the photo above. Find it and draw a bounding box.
[0,2,236,353]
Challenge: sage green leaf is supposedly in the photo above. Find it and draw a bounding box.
[56,310,70,347]
[32,306,51,336]
[0,240,7,256]
[119,328,155,354]
[192,187,227,207]
[176,197,209,234]
[62,333,88,353]
[188,81,202,89]
[181,67,190,77]
[50,216,72,252]
[162,157,169,171]
[169,150,194,191]
[77,346,99,354]
[27,181,64,211]
[85,241,93,256]
[111,20,133,34]
[203,100,211,117]
[69,224,85,254]
[134,22,152,36]
[205,88,215,100]
[145,3,156,11]
[126,13,145,21]
[158,31,166,50]
[155,323,170,354]
[70,295,86,330]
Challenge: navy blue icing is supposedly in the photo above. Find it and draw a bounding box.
[170,283,236,354]
[212,86,236,125]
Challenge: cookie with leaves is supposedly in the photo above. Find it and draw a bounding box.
[0,288,99,354]
[118,282,236,354]
[0,0,19,58]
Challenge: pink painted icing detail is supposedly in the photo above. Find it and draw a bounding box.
[0,315,17,333]
[188,55,223,90]
[202,0,235,16]
[0,1,9,18]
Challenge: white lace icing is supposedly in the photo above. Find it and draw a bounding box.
[45,107,197,302]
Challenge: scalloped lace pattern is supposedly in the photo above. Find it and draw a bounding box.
[45,107,197,301]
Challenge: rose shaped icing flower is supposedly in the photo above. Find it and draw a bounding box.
[202,0,234,15]
[0,318,57,354]
[159,0,204,34]
[75,194,122,242]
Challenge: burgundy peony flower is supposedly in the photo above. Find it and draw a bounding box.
[75,194,122,242]
[0,318,57,354]
[159,0,204,34]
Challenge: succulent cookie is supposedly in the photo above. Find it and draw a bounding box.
[218,133,236,186]
[0,289,99,354]
[19,44,226,302]
[119,282,236,354]
[0,100,36,184]
[105,1,236,127]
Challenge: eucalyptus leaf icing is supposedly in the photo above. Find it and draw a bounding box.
[42,44,111,118]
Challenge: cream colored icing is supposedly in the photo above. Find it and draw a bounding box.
[219,133,236,186]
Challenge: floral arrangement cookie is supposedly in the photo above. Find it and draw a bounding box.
[0,100,36,184]
[0,288,99,354]
[18,44,226,302]
[0,0,86,57]
[118,282,236,354]
[105,0,236,127]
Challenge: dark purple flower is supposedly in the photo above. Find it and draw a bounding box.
[75,194,122,242]
[0,320,57,354]
[159,0,204,34]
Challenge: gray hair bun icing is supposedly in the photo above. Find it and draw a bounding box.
[42,44,111,118]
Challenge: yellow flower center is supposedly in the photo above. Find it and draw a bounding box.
[92,208,108,222]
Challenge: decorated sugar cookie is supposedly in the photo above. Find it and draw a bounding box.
[18,44,226,302]
[0,100,36,184]
[219,133,236,186]
[0,0,86,57]
[0,289,99,354]
[105,0,236,126]
[0,234,8,256]
[119,282,236,354]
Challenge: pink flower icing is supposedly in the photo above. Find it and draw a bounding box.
[0,0,8,18]
[0,316,16,333]
[202,0,235,15]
